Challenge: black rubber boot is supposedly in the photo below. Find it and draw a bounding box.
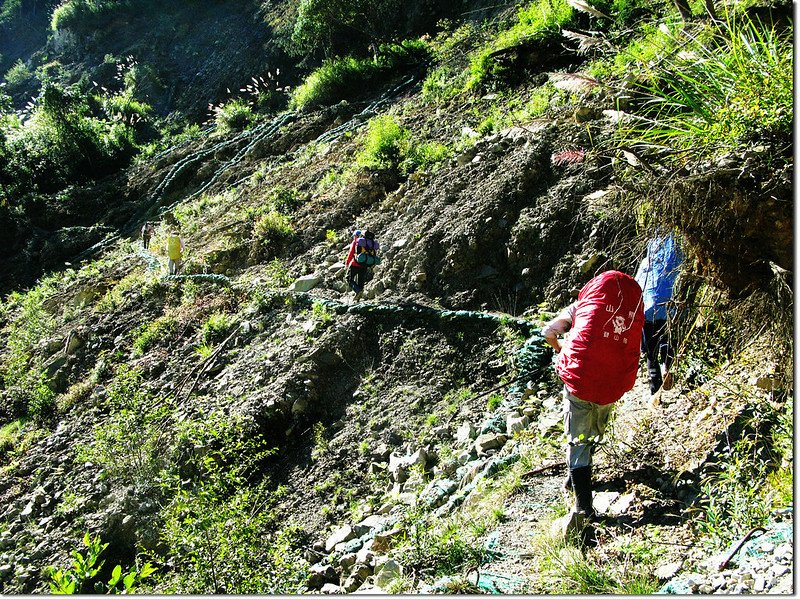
[570,465,594,516]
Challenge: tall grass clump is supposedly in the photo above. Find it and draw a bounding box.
[213,98,254,133]
[290,40,427,110]
[618,13,792,160]
[356,114,407,169]
[465,0,574,91]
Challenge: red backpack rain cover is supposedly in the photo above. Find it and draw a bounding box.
[556,270,645,405]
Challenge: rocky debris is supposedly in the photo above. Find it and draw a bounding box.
[387,448,427,483]
[659,519,793,594]
[307,563,338,590]
[373,558,403,590]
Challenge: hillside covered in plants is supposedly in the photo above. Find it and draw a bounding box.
[0,0,793,594]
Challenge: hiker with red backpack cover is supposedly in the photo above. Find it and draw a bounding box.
[345,229,380,296]
[541,270,644,542]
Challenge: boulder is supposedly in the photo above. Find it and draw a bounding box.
[388,448,427,482]
[325,525,355,553]
[288,275,321,292]
[374,558,403,590]
[307,563,338,589]
[455,421,476,445]
[473,433,508,455]
[506,414,530,436]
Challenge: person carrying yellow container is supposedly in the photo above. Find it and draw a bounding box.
[167,230,184,275]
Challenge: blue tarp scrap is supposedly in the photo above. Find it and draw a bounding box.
[482,531,502,564]
[742,521,792,559]
[469,570,526,594]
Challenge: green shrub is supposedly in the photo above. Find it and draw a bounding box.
[3,83,137,196]
[251,210,294,260]
[290,41,427,109]
[290,56,380,110]
[214,98,254,133]
[51,0,133,32]
[268,186,302,213]
[4,59,34,91]
[47,532,156,594]
[291,0,403,58]
[77,367,170,485]
[132,315,176,356]
[159,411,303,593]
[465,0,573,91]
[401,140,452,173]
[0,275,59,420]
[200,311,234,344]
[356,114,407,169]
[486,393,503,411]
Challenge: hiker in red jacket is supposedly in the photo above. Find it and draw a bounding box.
[345,229,365,294]
[541,270,644,541]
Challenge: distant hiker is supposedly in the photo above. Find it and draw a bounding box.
[635,232,683,395]
[345,229,364,293]
[541,270,644,543]
[141,221,155,249]
[346,229,381,296]
[167,230,184,275]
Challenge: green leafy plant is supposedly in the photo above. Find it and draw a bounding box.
[76,367,170,486]
[311,421,329,461]
[200,311,234,345]
[159,411,303,593]
[46,532,157,594]
[311,301,333,325]
[132,315,176,356]
[486,393,503,411]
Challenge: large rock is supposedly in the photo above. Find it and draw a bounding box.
[388,448,427,483]
[455,421,476,445]
[288,275,321,292]
[506,414,530,436]
[374,559,403,590]
[307,563,338,589]
[325,524,355,553]
[473,433,508,455]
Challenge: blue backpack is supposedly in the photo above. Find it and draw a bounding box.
[355,231,381,266]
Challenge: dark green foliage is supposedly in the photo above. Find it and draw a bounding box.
[51,0,136,33]
[2,82,138,198]
[159,412,307,593]
[291,0,402,58]
[268,186,302,213]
